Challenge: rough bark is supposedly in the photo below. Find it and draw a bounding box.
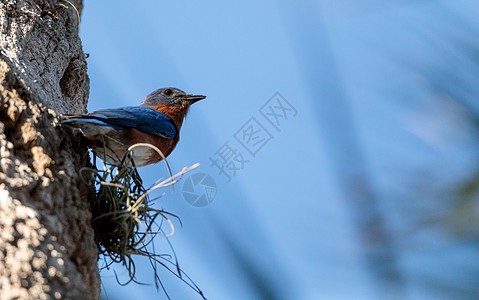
[0,0,100,299]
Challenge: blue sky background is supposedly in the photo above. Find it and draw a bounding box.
[81,1,479,299]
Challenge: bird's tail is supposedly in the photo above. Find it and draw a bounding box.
[60,116,116,139]
[59,114,84,123]
[61,115,103,126]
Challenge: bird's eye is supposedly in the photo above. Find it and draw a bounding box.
[163,89,173,96]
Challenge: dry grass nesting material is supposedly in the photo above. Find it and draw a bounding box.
[80,143,205,299]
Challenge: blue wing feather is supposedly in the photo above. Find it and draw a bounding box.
[84,106,177,139]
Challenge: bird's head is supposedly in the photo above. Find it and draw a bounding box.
[140,87,206,128]
[141,87,206,107]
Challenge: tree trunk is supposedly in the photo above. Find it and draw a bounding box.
[0,0,100,299]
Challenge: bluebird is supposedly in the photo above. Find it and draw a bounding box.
[62,87,206,167]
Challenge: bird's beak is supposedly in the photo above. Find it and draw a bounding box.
[183,94,206,103]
